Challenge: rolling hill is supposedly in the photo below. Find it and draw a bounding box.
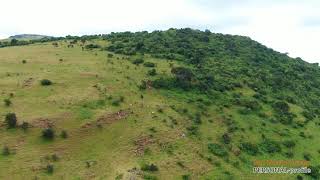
[0,28,319,179]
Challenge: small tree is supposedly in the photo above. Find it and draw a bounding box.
[42,128,55,140]
[40,79,52,86]
[5,113,17,128]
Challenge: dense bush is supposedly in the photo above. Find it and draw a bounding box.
[5,113,17,128]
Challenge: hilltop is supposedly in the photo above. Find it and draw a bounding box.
[0,28,319,179]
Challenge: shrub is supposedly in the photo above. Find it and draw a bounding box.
[60,130,68,139]
[208,143,228,157]
[40,79,52,86]
[147,69,157,76]
[5,113,17,128]
[2,146,10,156]
[143,62,155,67]
[107,53,113,58]
[239,142,259,156]
[46,164,54,174]
[22,60,27,64]
[132,58,144,65]
[42,128,55,140]
[141,163,159,172]
[4,99,11,106]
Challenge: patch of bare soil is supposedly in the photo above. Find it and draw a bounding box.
[133,136,155,156]
[31,118,54,128]
[81,109,131,129]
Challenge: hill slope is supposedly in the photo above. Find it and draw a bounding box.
[0,29,319,179]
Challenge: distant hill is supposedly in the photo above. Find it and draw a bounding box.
[8,34,52,40]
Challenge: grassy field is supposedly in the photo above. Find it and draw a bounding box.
[0,39,319,179]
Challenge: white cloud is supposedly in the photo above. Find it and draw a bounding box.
[0,0,319,63]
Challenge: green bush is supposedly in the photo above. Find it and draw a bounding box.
[208,143,228,157]
[5,113,17,128]
[40,79,52,86]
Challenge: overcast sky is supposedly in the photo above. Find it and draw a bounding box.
[1,0,319,63]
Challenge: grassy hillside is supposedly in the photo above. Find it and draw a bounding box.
[0,29,319,179]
